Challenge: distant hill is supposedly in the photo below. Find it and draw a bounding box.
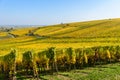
[1,18,120,39]
[34,18,120,38]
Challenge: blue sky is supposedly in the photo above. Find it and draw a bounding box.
[0,0,120,25]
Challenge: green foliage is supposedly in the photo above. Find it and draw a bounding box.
[2,50,16,79]
[37,50,49,69]
[3,50,16,65]
[46,47,56,60]
[22,51,33,75]
[115,46,120,61]
[2,46,120,79]
[66,47,76,64]
[22,51,32,63]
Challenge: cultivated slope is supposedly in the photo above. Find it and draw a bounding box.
[1,18,120,51]
[34,18,120,38]
[1,18,120,39]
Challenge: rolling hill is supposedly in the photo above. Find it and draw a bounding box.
[1,18,120,39]
[33,18,120,38]
[0,18,120,52]
[1,19,120,79]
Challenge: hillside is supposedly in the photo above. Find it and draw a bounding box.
[34,18,120,38]
[1,18,120,39]
[0,18,120,52]
[1,18,120,79]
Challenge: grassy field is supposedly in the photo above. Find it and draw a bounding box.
[40,63,120,80]
[16,63,120,80]
[1,18,120,79]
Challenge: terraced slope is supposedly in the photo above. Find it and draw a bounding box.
[4,18,120,38]
[0,18,120,51]
[34,18,120,38]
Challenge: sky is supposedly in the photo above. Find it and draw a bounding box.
[0,0,120,25]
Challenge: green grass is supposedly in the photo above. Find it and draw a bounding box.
[40,63,120,80]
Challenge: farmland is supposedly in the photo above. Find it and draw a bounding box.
[1,19,120,51]
[1,18,120,79]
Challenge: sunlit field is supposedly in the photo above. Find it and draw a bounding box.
[1,19,120,79]
[0,19,120,54]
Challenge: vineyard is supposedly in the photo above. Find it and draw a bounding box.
[0,18,120,79]
[0,46,120,79]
